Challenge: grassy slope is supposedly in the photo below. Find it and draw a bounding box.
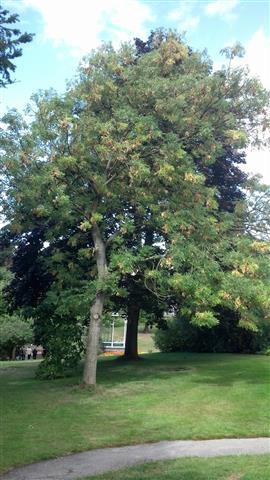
[137,330,158,352]
[1,353,269,473]
[86,455,270,480]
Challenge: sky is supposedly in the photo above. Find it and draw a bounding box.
[1,0,270,183]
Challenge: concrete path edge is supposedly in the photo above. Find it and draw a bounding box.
[1,438,270,480]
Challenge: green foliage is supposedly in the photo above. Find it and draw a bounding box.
[0,314,33,359]
[0,5,34,87]
[191,311,219,328]
[32,280,90,378]
[154,314,270,354]
[0,266,12,314]
[36,319,85,379]
[148,208,270,333]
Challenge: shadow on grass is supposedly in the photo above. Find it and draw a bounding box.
[96,352,269,388]
[2,353,269,393]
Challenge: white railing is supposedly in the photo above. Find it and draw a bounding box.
[102,318,127,351]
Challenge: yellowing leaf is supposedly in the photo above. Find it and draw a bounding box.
[234,297,242,309]
[79,221,92,232]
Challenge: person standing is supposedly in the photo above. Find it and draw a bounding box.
[26,346,32,360]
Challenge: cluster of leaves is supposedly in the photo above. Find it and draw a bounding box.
[146,204,270,333]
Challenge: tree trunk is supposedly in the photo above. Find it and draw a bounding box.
[83,292,105,385]
[122,226,153,360]
[11,346,16,360]
[83,222,107,386]
[124,299,140,360]
[143,322,150,333]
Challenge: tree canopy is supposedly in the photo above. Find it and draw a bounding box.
[0,31,269,384]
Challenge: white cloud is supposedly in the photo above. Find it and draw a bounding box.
[215,29,270,184]
[241,29,270,90]
[239,30,270,184]
[216,29,270,90]
[205,0,239,20]
[167,1,200,32]
[168,2,191,21]
[181,16,200,30]
[23,0,154,56]
[244,148,270,185]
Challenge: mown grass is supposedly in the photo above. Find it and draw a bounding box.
[137,330,158,352]
[85,455,270,480]
[1,353,269,473]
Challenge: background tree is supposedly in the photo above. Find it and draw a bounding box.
[0,314,33,359]
[0,265,33,359]
[235,177,270,240]
[0,265,11,315]
[0,4,33,87]
[120,33,250,360]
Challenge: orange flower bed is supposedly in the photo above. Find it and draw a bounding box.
[102,351,124,356]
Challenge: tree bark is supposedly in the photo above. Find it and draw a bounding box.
[83,222,107,386]
[122,227,154,359]
[11,346,16,360]
[123,299,140,360]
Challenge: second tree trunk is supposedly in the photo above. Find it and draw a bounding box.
[124,298,140,360]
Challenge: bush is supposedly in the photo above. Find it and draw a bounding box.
[36,320,85,379]
[154,310,270,354]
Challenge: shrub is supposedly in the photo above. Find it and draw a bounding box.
[36,320,85,379]
[154,310,270,354]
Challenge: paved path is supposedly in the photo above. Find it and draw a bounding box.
[1,438,269,480]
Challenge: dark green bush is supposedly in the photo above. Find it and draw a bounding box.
[36,321,85,379]
[154,310,270,354]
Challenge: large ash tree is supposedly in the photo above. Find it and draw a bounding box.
[1,33,269,385]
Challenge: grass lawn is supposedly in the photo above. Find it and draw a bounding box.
[84,455,270,480]
[1,353,269,473]
[85,455,270,480]
[137,330,158,353]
